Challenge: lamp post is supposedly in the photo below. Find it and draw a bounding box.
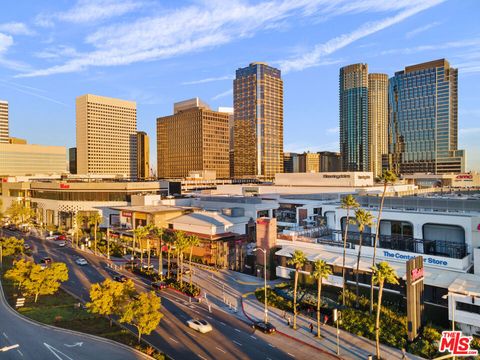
[253,247,268,324]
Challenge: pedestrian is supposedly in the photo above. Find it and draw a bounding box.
[287,316,291,327]
[309,323,313,333]
[324,314,329,325]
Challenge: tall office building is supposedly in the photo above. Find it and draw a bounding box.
[368,73,389,177]
[339,64,369,172]
[157,98,230,179]
[0,100,9,143]
[389,59,465,174]
[233,62,284,178]
[298,152,320,173]
[318,151,342,172]
[136,131,150,179]
[218,107,234,178]
[69,147,77,174]
[76,94,137,177]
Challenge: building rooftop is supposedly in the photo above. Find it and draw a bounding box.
[112,204,191,214]
[171,211,249,227]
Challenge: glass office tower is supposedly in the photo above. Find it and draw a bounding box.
[389,59,465,174]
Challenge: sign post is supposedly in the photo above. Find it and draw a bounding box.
[406,256,424,342]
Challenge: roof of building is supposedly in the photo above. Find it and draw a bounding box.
[112,205,191,214]
[171,211,249,228]
[449,273,480,296]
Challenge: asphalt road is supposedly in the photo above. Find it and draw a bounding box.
[7,229,332,360]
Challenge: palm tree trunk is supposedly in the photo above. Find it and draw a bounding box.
[355,231,364,307]
[140,238,144,264]
[370,183,387,314]
[180,251,184,286]
[176,251,180,282]
[35,292,39,303]
[293,270,299,330]
[316,278,321,338]
[147,240,151,269]
[375,281,384,360]
[167,245,171,278]
[342,210,350,306]
[158,236,163,280]
[189,247,193,287]
[94,223,97,255]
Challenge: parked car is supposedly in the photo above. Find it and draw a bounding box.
[253,321,276,334]
[57,241,66,247]
[112,274,127,282]
[75,258,88,266]
[151,281,167,291]
[187,319,212,333]
[56,234,67,241]
[45,235,57,241]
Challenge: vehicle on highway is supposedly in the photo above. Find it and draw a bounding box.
[23,244,31,250]
[253,321,276,334]
[75,258,88,266]
[55,234,67,241]
[187,319,212,333]
[57,241,66,247]
[141,263,154,270]
[112,274,127,282]
[45,235,58,241]
[151,281,167,291]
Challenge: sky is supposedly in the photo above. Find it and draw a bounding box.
[0,0,479,171]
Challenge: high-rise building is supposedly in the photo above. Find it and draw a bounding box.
[76,94,137,177]
[298,152,320,173]
[218,107,234,178]
[157,98,230,179]
[283,152,299,173]
[368,73,389,177]
[318,151,342,172]
[136,131,150,179]
[233,62,284,178]
[69,147,77,174]
[0,100,9,144]
[339,64,369,172]
[389,59,465,174]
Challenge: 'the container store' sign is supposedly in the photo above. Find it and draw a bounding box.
[382,250,448,267]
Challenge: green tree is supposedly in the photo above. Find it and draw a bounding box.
[340,194,359,306]
[120,291,163,342]
[165,232,174,278]
[5,258,33,290]
[133,226,149,264]
[354,208,373,306]
[74,213,86,249]
[0,236,24,265]
[372,262,399,360]
[370,170,397,314]
[88,212,102,256]
[149,225,164,279]
[287,250,307,330]
[187,235,200,287]
[174,231,189,286]
[311,259,332,338]
[6,202,35,227]
[87,278,136,326]
[23,262,69,302]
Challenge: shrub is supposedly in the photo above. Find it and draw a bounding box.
[164,278,200,297]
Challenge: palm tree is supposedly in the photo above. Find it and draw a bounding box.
[370,170,398,314]
[340,194,359,305]
[354,208,373,307]
[164,232,174,278]
[174,232,188,286]
[372,262,399,360]
[133,226,149,266]
[74,213,85,249]
[149,225,164,280]
[311,259,332,338]
[287,250,307,330]
[187,235,200,287]
[88,212,102,255]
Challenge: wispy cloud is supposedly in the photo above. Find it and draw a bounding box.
[0,80,67,106]
[212,89,233,101]
[405,21,440,38]
[182,75,234,85]
[0,22,34,36]
[326,127,339,134]
[380,38,480,55]
[34,45,79,60]
[0,33,13,54]
[278,0,444,73]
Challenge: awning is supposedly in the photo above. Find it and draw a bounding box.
[448,273,480,296]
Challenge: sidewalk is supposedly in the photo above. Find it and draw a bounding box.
[241,294,424,360]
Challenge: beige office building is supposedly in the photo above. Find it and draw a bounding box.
[298,152,320,173]
[0,100,8,144]
[0,143,66,176]
[136,131,150,179]
[368,73,388,177]
[76,94,137,177]
[157,98,230,179]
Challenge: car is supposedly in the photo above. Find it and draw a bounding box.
[187,319,212,333]
[151,281,167,291]
[46,235,57,241]
[75,258,88,266]
[141,263,154,270]
[40,257,52,264]
[253,321,276,334]
[57,241,66,247]
[23,244,31,250]
[112,274,127,282]
[56,234,67,241]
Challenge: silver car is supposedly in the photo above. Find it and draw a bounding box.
[187,319,212,333]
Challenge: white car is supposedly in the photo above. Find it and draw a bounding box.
[75,258,88,266]
[187,319,212,333]
[57,241,66,247]
[46,235,57,241]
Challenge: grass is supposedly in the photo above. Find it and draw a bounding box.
[1,257,165,360]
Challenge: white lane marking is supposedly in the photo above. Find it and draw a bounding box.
[206,316,212,320]
[197,354,207,360]
[17,349,24,356]
[288,353,295,358]
[64,342,83,347]
[268,343,275,348]
[215,347,226,354]
[250,335,257,340]
[220,321,226,326]
[188,332,197,338]
[234,328,241,333]
[169,337,179,344]
[43,343,75,360]
[267,358,272,360]
[233,340,242,346]
[2,332,8,339]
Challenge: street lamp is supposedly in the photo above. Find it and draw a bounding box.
[253,247,268,324]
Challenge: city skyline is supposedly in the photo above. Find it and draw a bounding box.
[0,0,479,171]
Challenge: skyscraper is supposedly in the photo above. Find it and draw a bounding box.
[69,147,77,174]
[298,152,320,173]
[136,131,150,179]
[368,73,389,177]
[76,94,137,177]
[233,62,284,178]
[218,107,234,178]
[389,59,465,174]
[0,100,9,144]
[157,98,230,179]
[339,64,369,172]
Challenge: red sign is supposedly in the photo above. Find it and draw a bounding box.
[122,211,132,218]
[411,267,424,282]
[60,183,70,189]
[455,174,473,180]
[439,331,478,356]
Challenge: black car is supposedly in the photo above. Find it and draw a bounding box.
[40,257,52,264]
[112,274,127,282]
[253,321,276,334]
[151,281,167,291]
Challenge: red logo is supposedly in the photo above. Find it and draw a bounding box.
[60,183,70,189]
[439,331,478,356]
[411,267,424,282]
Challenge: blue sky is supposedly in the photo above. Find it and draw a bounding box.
[0,0,479,171]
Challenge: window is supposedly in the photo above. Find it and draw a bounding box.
[456,301,480,315]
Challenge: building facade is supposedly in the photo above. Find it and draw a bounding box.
[136,131,149,179]
[340,63,369,172]
[389,59,465,174]
[298,152,320,173]
[0,100,8,144]
[283,152,299,173]
[233,62,284,178]
[368,73,389,177]
[318,151,342,172]
[157,98,230,179]
[76,94,137,177]
[68,147,77,174]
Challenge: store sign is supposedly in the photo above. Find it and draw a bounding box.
[455,174,473,180]
[406,256,424,342]
[323,174,350,179]
[382,250,449,267]
[60,183,70,189]
[122,211,132,218]
[411,267,424,282]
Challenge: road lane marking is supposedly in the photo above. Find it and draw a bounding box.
[17,349,23,357]
[197,354,207,360]
[233,340,242,346]
[2,332,8,339]
[188,332,197,338]
[44,343,74,360]
[234,328,241,333]
[169,337,179,344]
[250,335,257,340]
[215,347,226,353]
[288,353,295,358]
[64,342,83,347]
[220,321,226,326]
[268,343,275,348]
[206,316,212,319]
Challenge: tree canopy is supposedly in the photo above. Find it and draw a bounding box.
[23,262,69,302]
